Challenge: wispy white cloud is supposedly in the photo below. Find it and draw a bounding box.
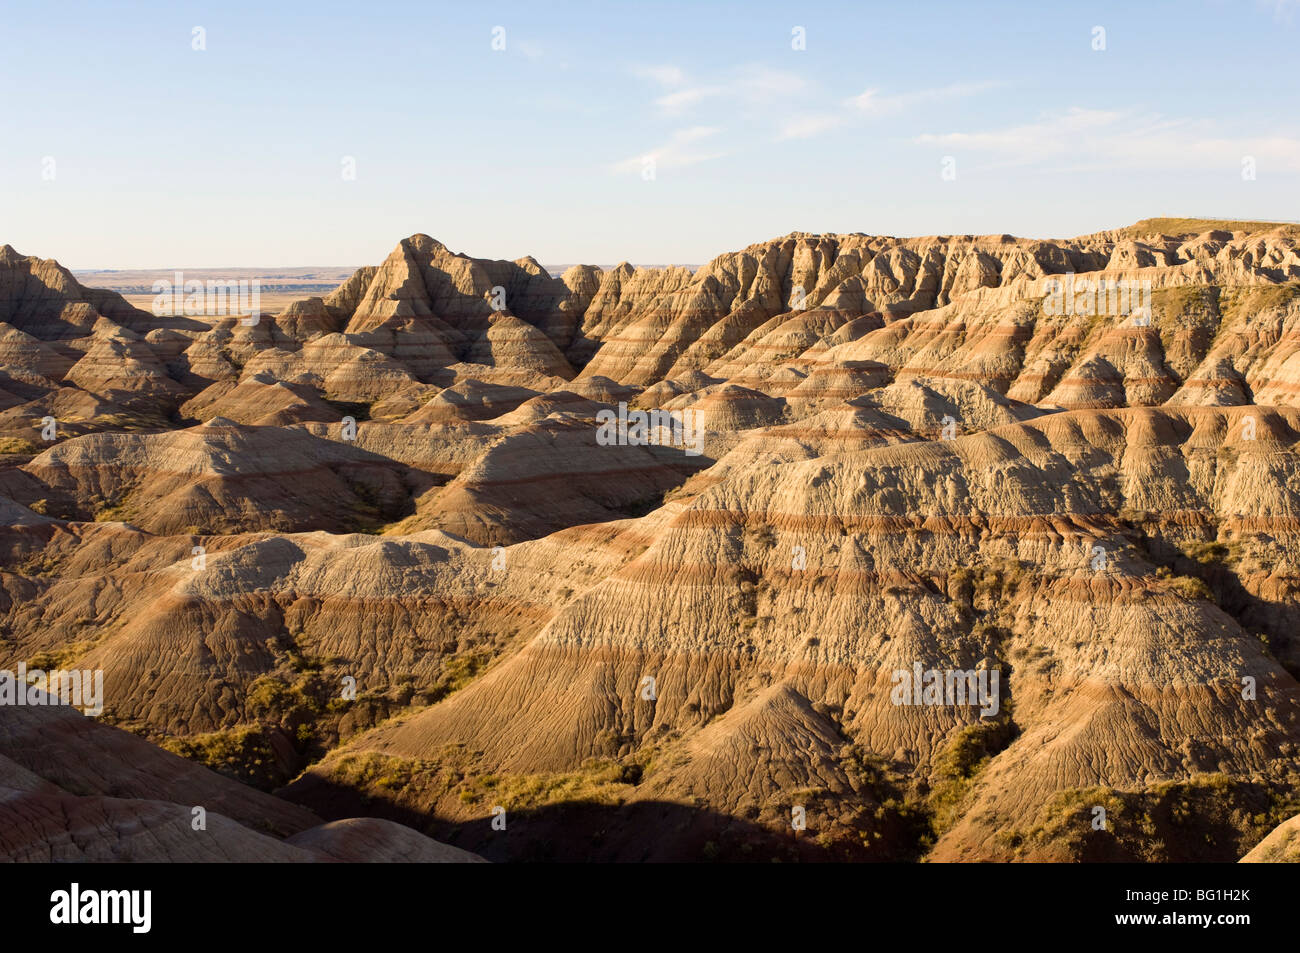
[914,107,1300,172]
[629,65,1007,156]
[915,107,1127,164]
[632,64,688,87]
[778,113,847,140]
[656,85,721,113]
[515,40,544,61]
[777,80,1004,142]
[613,125,726,174]
[847,81,1004,117]
[636,65,810,117]
[1261,0,1299,22]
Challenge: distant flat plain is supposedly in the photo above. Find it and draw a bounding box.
[74,263,698,315]
[73,266,359,315]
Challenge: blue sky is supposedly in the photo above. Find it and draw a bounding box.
[1,0,1297,268]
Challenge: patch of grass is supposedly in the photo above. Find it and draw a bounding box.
[456,758,636,810]
[161,726,286,790]
[327,747,642,820]
[1125,217,1298,238]
[788,745,934,860]
[1178,539,1237,567]
[93,501,133,523]
[948,558,1029,609]
[0,436,41,454]
[1220,282,1300,320]
[27,648,84,670]
[424,651,491,704]
[1148,286,1221,380]
[1155,567,1214,602]
[242,667,339,757]
[1000,772,1298,861]
[247,674,301,717]
[1151,285,1218,320]
[18,551,64,576]
[331,751,425,790]
[926,719,1019,835]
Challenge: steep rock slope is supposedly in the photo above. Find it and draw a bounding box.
[0,699,481,862]
[3,219,1300,863]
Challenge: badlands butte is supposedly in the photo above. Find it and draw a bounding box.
[2,217,1300,862]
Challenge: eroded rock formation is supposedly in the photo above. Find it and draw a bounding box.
[3,218,1299,862]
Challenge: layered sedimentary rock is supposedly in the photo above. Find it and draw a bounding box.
[0,700,480,862]
[3,218,1300,863]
